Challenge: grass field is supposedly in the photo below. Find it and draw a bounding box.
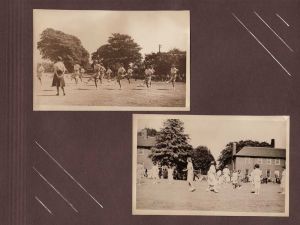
[33,73,187,109]
[135,178,286,214]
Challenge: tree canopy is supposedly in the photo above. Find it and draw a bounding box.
[149,119,192,170]
[217,140,272,170]
[191,146,215,175]
[144,48,186,81]
[91,33,142,71]
[37,28,90,72]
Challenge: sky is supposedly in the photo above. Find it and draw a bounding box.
[33,10,189,62]
[136,115,289,159]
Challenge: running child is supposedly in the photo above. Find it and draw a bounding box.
[79,67,85,82]
[86,60,101,88]
[72,63,81,84]
[52,56,66,96]
[125,64,134,84]
[144,65,154,88]
[106,67,113,82]
[166,64,179,90]
[36,63,45,86]
[98,63,106,84]
[117,64,126,89]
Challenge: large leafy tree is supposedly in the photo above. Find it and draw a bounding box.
[144,48,186,81]
[217,140,272,170]
[191,146,215,175]
[37,28,90,72]
[91,33,142,71]
[149,119,192,171]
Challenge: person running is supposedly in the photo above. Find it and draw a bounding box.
[36,63,45,86]
[106,67,113,82]
[86,60,101,88]
[72,63,81,84]
[251,164,262,195]
[183,157,196,192]
[52,56,66,96]
[116,64,126,89]
[79,67,85,82]
[144,65,154,88]
[166,64,179,90]
[125,64,134,84]
[98,63,106,84]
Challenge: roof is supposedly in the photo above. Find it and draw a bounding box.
[235,146,286,158]
[137,135,156,147]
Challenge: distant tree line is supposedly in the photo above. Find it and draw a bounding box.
[37,28,186,81]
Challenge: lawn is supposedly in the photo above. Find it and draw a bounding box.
[135,178,286,215]
[33,73,187,109]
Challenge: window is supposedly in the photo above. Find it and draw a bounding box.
[266,159,272,165]
[257,158,263,164]
[137,149,144,155]
[275,159,281,165]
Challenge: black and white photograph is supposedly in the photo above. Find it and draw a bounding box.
[132,115,289,216]
[33,10,190,111]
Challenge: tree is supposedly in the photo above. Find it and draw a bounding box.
[144,48,186,81]
[37,28,90,72]
[217,140,272,170]
[91,33,142,71]
[149,119,192,172]
[191,146,215,175]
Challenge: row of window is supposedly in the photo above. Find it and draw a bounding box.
[244,157,281,165]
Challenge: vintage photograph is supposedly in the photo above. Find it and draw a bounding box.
[33,10,190,111]
[132,115,289,216]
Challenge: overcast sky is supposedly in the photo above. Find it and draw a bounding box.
[136,115,289,159]
[33,10,189,62]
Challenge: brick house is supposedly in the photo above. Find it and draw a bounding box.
[232,140,286,180]
[137,129,156,170]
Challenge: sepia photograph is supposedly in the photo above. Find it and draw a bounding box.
[33,10,190,111]
[132,115,289,216]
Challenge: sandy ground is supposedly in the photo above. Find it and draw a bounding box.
[34,73,186,108]
[136,178,285,213]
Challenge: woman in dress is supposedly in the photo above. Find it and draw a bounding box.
[52,56,66,96]
[183,157,196,192]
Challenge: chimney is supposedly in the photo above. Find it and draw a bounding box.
[271,139,275,148]
[232,142,237,170]
[232,142,237,156]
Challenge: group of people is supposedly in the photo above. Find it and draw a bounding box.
[138,158,287,196]
[36,56,181,96]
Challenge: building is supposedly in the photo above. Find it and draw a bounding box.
[137,129,156,170]
[232,140,286,180]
